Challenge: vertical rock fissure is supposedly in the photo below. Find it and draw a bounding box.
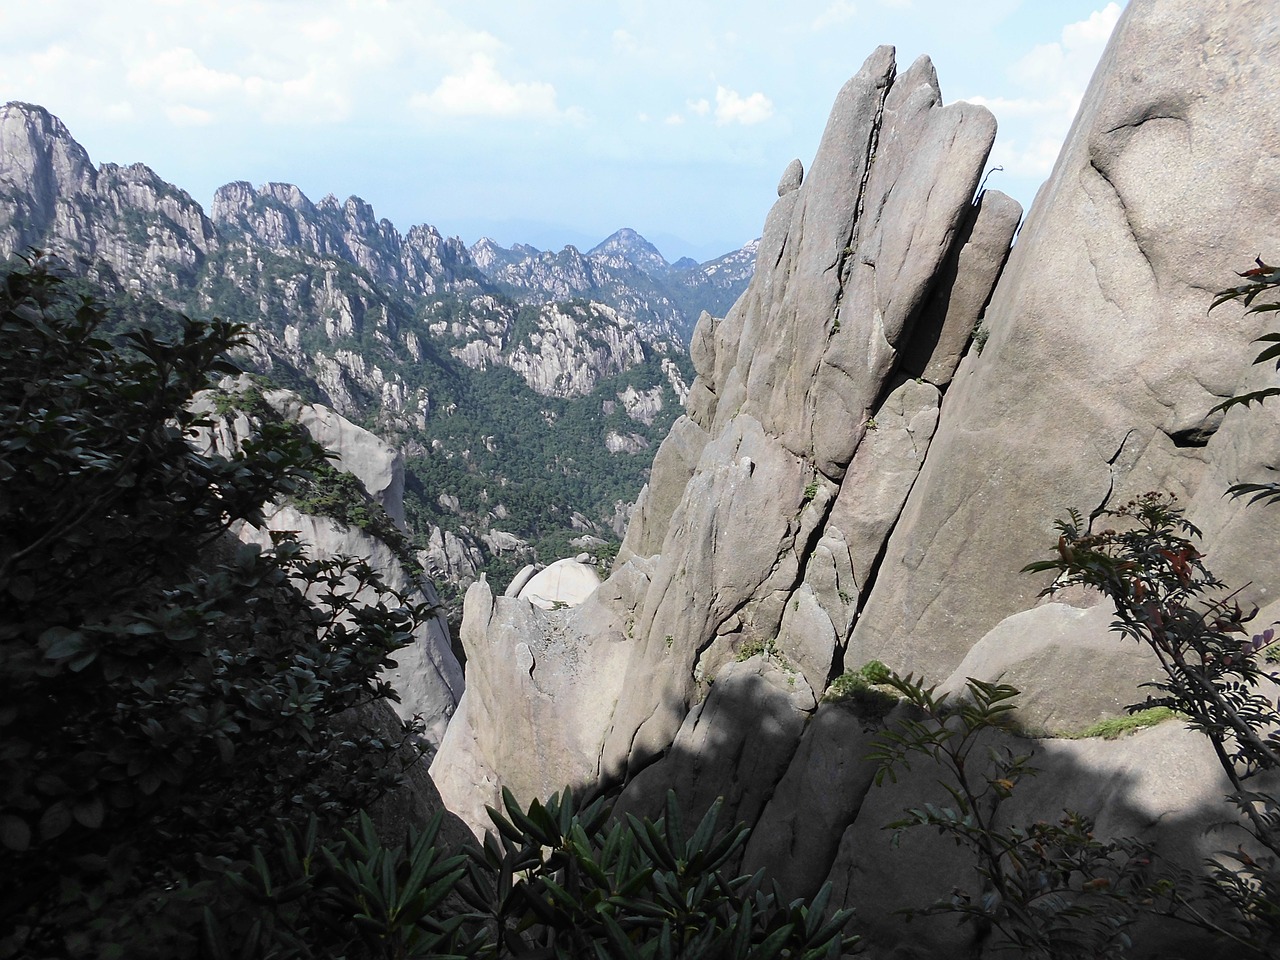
[1089,428,1137,526]
[833,64,894,317]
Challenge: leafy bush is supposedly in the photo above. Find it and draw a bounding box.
[195,785,861,960]
[871,675,1156,959]
[463,786,860,960]
[1026,492,1280,954]
[0,257,431,957]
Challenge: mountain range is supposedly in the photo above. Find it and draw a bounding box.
[0,100,756,609]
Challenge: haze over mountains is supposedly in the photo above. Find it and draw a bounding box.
[0,100,755,606]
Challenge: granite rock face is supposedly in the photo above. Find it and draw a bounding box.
[431,4,1280,952]
[433,41,1011,821]
[431,566,650,834]
[848,0,1280,677]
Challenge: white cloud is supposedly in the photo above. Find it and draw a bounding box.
[812,1,857,30]
[714,86,773,125]
[962,3,1122,178]
[664,113,685,125]
[165,103,214,126]
[687,98,711,116]
[126,47,244,101]
[411,53,561,119]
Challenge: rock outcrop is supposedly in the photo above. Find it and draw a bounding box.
[847,0,1280,680]
[432,3,1280,954]
[191,379,464,751]
[434,42,1013,829]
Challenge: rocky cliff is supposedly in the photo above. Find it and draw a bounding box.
[432,2,1280,955]
[0,103,750,600]
[190,376,465,750]
[469,227,756,343]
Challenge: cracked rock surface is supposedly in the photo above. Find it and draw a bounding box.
[432,6,1280,954]
[849,0,1280,677]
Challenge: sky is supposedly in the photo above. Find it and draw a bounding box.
[4,1,1125,262]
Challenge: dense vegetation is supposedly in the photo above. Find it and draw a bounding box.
[0,259,432,955]
[188,241,690,597]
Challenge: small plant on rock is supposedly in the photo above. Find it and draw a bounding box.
[824,660,898,720]
[871,674,1156,959]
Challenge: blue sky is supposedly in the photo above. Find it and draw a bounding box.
[5,1,1123,261]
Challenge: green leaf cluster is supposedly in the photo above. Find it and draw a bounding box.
[870,674,1157,959]
[1027,490,1280,953]
[462,787,859,960]
[1208,259,1280,503]
[0,256,431,957]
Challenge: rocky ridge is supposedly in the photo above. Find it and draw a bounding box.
[469,227,756,344]
[0,102,746,599]
[432,3,1280,955]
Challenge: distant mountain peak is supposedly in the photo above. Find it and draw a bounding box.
[588,228,669,274]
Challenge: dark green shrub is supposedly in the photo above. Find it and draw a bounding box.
[871,675,1156,959]
[0,257,430,957]
[463,786,860,960]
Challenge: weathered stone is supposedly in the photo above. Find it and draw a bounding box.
[190,384,463,750]
[826,377,940,592]
[266,388,406,524]
[850,0,1280,679]
[777,158,804,197]
[716,46,895,466]
[616,415,709,565]
[824,720,1262,959]
[799,530,859,641]
[517,557,602,609]
[419,525,484,585]
[613,657,814,828]
[600,415,813,780]
[808,56,996,476]
[774,584,837,694]
[901,189,1022,386]
[940,602,1163,736]
[742,700,883,900]
[238,503,463,749]
[432,562,652,835]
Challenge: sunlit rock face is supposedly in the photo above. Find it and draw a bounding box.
[432,4,1280,954]
[432,41,1013,831]
[849,0,1280,678]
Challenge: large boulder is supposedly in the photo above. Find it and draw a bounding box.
[517,557,602,609]
[435,41,1012,834]
[431,562,651,835]
[824,720,1261,959]
[939,600,1164,736]
[433,9,1280,952]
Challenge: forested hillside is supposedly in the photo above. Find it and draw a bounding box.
[0,102,753,617]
